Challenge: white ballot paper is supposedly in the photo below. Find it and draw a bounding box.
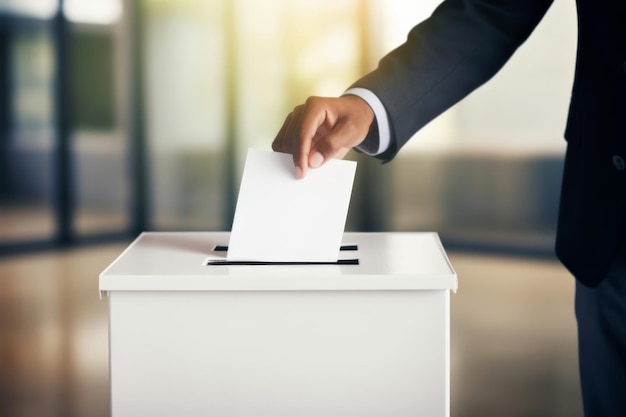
[227,148,356,262]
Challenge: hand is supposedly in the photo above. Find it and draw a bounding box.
[272,95,374,178]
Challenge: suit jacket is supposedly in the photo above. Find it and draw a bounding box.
[352,0,626,287]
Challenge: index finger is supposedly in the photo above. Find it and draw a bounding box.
[295,98,328,178]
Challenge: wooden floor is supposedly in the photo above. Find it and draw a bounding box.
[0,243,582,417]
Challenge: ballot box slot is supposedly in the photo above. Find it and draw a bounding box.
[208,244,359,265]
[205,258,359,266]
[212,244,358,252]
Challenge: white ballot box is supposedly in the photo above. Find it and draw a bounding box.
[100,232,458,417]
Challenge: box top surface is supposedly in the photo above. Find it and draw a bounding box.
[99,232,457,293]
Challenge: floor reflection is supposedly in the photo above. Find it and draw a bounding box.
[0,244,120,417]
[0,244,582,417]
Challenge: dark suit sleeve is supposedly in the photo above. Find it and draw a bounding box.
[351,0,554,161]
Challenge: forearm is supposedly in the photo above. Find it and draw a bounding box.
[352,0,553,161]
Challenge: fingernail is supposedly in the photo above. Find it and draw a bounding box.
[310,152,324,168]
[295,166,303,179]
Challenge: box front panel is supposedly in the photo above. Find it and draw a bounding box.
[109,290,448,417]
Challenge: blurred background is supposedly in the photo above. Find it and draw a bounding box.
[0,0,580,416]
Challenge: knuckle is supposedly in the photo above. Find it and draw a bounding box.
[304,96,323,110]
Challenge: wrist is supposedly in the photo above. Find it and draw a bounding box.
[342,88,389,155]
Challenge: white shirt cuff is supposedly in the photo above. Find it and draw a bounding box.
[343,87,391,156]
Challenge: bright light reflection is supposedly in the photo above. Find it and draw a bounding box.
[63,0,122,25]
[382,0,440,52]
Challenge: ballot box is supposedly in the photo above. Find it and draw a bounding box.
[99,231,457,417]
